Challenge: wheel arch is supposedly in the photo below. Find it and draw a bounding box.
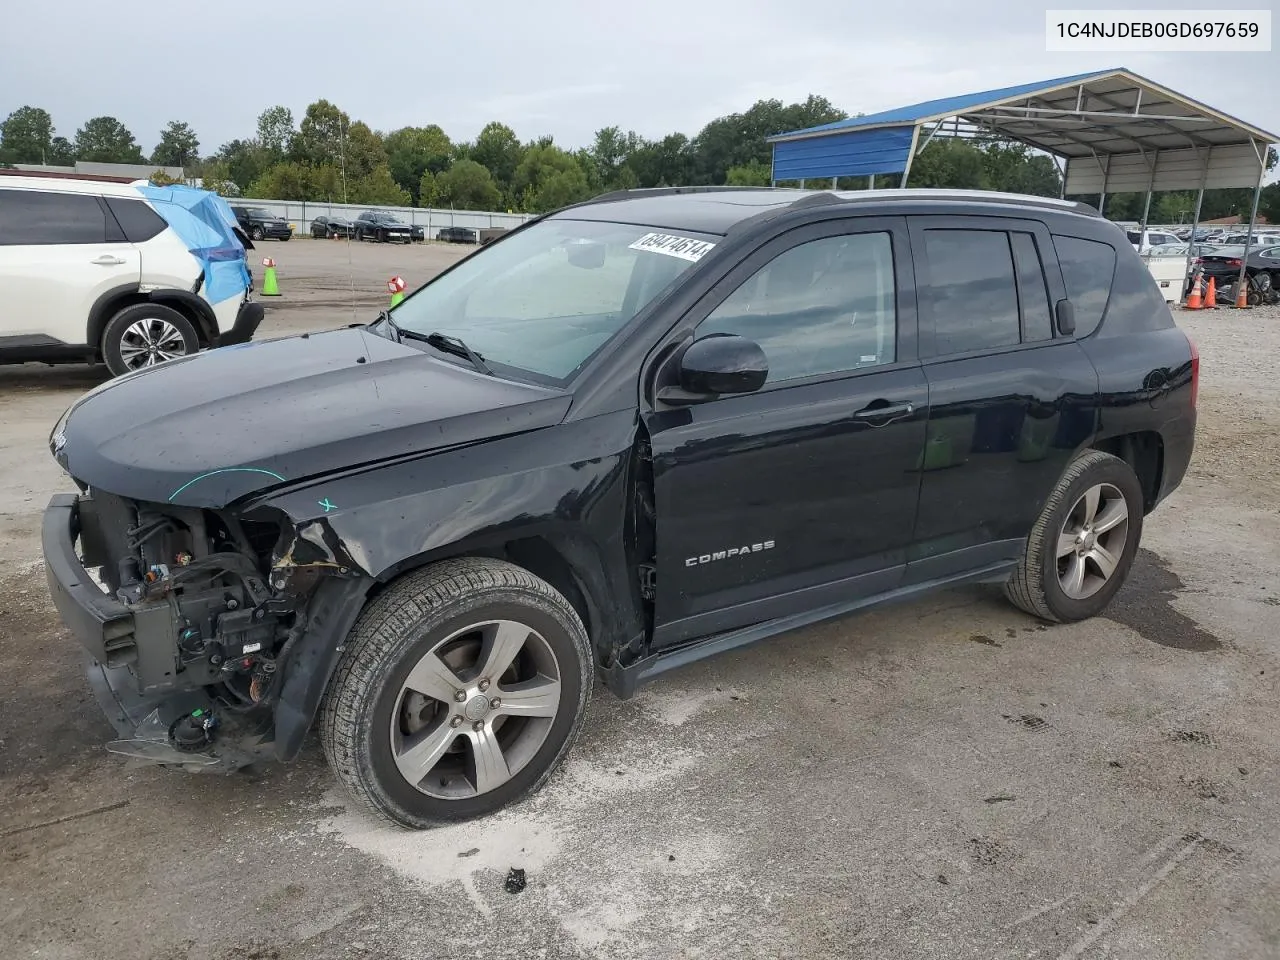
[1090,431,1163,514]
[86,283,144,355]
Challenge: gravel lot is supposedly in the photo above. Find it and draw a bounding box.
[1,243,1278,960]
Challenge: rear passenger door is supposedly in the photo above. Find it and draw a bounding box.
[0,188,141,347]
[904,216,1100,584]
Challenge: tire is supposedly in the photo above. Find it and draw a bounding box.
[280,235,290,242]
[320,557,592,829]
[101,303,200,378]
[251,226,264,241]
[378,229,387,244]
[1004,450,1144,623]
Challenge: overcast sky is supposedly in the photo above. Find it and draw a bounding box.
[2,0,1275,162]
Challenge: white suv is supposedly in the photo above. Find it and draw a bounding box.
[0,176,262,377]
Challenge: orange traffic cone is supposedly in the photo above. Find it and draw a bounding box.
[1184,273,1203,310]
[1234,280,1250,309]
[1205,275,1217,309]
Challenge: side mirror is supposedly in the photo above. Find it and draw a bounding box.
[659,334,768,403]
[1056,299,1076,336]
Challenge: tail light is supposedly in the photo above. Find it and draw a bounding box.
[1186,333,1199,409]
[1225,259,1242,268]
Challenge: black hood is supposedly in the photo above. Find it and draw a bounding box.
[55,328,571,508]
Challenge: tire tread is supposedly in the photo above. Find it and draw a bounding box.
[319,557,590,828]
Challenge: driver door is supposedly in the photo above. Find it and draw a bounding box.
[641,217,928,650]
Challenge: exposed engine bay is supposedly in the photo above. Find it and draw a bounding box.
[73,489,343,769]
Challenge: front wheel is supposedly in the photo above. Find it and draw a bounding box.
[320,558,592,829]
[1004,450,1143,622]
[250,226,264,241]
[101,303,200,377]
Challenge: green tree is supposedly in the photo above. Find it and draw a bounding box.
[0,106,54,164]
[216,139,268,192]
[692,95,845,184]
[431,159,502,210]
[978,142,1060,197]
[294,99,349,167]
[628,133,694,187]
[344,121,386,180]
[148,169,184,186]
[247,161,312,200]
[470,122,523,193]
[198,159,238,196]
[48,136,75,165]
[150,121,200,167]
[907,138,988,189]
[725,159,772,186]
[513,143,592,211]
[385,125,453,200]
[256,105,294,159]
[349,166,411,206]
[74,116,145,163]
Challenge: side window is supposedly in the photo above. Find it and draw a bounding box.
[1010,232,1053,342]
[0,189,108,245]
[105,197,167,243]
[1053,235,1116,338]
[697,232,897,384]
[920,229,1020,355]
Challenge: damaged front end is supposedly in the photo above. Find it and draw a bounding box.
[43,489,369,772]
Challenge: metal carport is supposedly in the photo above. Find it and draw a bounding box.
[766,68,1278,299]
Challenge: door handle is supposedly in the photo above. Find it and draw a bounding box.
[853,400,915,425]
[91,255,128,266]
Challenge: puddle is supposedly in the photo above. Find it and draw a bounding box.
[1105,549,1221,651]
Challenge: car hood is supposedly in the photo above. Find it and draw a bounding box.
[55,328,571,508]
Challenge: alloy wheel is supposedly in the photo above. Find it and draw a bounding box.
[1056,482,1129,600]
[118,318,190,370]
[390,619,562,799]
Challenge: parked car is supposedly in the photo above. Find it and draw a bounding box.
[1125,228,1181,251]
[354,211,414,243]
[0,176,262,377]
[42,187,1197,828]
[311,215,354,239]
[1192,245,1280,304]
[230,206,293,242]
[436,226,478,244]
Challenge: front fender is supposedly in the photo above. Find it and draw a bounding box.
[248,412,645,751]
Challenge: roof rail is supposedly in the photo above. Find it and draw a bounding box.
[822,188,1101,217]
[583,185,790,205]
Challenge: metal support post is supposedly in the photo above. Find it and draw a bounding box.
[1236,140,1265,305]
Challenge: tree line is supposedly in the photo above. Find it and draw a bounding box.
[2,100,1276,222]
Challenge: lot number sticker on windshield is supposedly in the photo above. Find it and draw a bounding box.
[629,233,716,262]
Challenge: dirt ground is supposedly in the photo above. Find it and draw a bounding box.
[1,239,1278,960]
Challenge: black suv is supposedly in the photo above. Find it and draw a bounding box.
[230,205,292,242]
[43,187,1196,828]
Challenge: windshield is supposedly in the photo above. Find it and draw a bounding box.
[248,208,272,218]
[388,218,715,384]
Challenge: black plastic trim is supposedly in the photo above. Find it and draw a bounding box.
[147,289,219,344]
[217,300,264,347]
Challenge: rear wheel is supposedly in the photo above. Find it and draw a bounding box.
[320,557,592,829]
[101,303,200,377]
[250,226,264,241]
[1005,450,1143,623]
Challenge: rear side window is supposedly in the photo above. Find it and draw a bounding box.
[1096,250,1175,337]
[1053,236,1116,337]
[920,229,1020,354]
[1010,232,1053,342]
[0,189,109,245]
[105,197,167,243]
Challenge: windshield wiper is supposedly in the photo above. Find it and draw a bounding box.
[420,332,492,376]
[371,312,492,376]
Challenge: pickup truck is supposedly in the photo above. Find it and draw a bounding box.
[42,187,1197,828]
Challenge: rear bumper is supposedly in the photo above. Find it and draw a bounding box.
[216,300,264,347]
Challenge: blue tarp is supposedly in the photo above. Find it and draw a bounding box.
[135,184,251,305]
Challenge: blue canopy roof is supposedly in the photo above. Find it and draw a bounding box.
[769,69,1120,141]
